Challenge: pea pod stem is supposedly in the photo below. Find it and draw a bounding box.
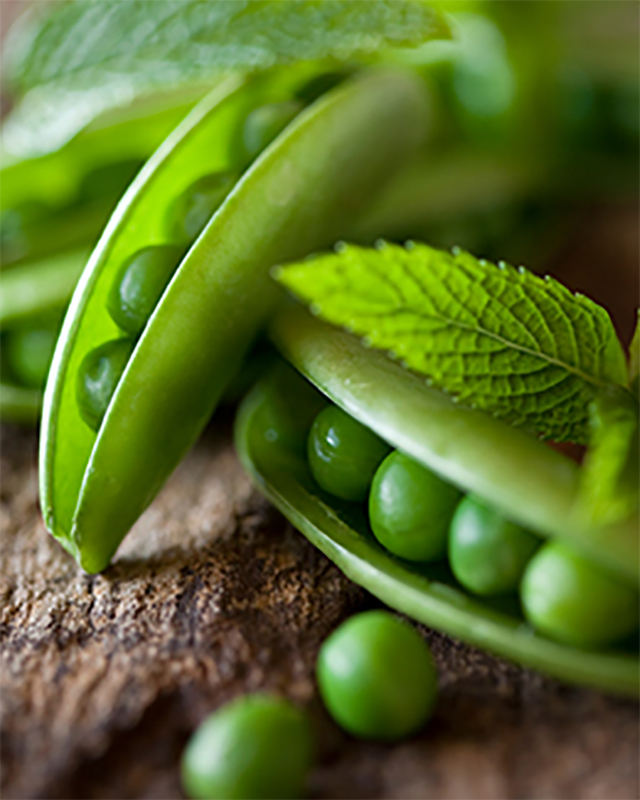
[269,305,639,584]
[234,365,639,697]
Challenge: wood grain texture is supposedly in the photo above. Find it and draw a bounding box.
[1,416,638,800]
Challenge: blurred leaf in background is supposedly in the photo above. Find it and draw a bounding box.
[1,0,449,155]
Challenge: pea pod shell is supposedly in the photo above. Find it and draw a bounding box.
[269,306,639,584]
[40,68,429,573]
[234,363,639,697]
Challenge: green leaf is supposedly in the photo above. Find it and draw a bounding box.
[577,387,639,526]
[3,0,447,155]
[274,241,628,443]
[6,1,448,92]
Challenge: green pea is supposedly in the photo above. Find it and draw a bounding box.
[5,328,58,389]
[449,496,540,596]
[317,610,437,740]
[107,245,184,335]
[308,405,391,501]
[521,541,640,649]
[241,101,304,164]
[181,693,314,800]
[167,171,238,243]
[369,451,461,562]
[76,337,136,430]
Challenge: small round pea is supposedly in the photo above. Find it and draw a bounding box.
[181,693,314,800]
[308,405,391,501]
[317,610,437,741]
[521,540,640,649]
[449,496,539,596]
[369,451,461,562]
[167,171,237,243]
[107,245,184,335]
[76,337,135,430]
[241,101,304,164]
[5,328,57,388]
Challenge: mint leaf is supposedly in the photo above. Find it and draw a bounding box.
[577,387,639,526]
[6,1,448,92]
[274,241,628,443]
[3,0,447,154]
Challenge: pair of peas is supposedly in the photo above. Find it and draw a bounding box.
[182,610,438,800]
[75,100,304,431]
[308,405,640,651]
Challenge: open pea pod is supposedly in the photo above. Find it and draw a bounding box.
[1,249,88,423]
[234,360,639,697]
[269,306,639,585]
[40,67,429,574]
[1,90,202,267]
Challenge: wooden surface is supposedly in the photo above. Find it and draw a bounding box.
[1,416,639,800]
[1,206,639,799]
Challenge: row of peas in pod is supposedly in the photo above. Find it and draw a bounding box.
[74,77,345,433]
[307,403,640,651]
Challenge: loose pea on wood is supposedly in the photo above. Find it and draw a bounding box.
[317,610,438,740]
[182,694,314,800]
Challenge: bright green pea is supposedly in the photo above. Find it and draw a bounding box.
[5,328,58,389]
[317,610,438,741]
[308,405,391,501]
[369,451,462,562]
[521,540,640,649]
[241,101,304,164]
[167,171,238,243]
[449,496,540,596]
[107,245,184,335]
[76,338,135,430]
[181,694,314,800]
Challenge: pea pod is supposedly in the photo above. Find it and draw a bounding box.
[234,360,639,697]
[1,90,201,267]
[269,306,639,584]
[1,249,88,423]
[40,67,429,574]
